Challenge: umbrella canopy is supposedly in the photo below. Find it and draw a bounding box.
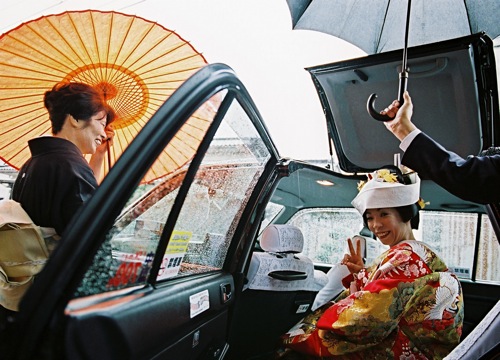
[286,0,500,54]
[0,10,213,183]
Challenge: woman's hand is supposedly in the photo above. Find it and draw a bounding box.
[95,124,115,154]
[341,237,364,274]
[89,124,115,183]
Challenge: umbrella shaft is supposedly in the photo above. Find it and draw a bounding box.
[401,0,412,72]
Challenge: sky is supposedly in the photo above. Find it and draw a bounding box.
[0,0,366,161]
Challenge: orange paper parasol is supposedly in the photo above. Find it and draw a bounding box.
[0,10,213,183]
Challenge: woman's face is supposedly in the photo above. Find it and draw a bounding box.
[365,207,413,247]
[74,110,108,154]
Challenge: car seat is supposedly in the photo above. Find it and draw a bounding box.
[227,224,327,360]
[245,224,327,292]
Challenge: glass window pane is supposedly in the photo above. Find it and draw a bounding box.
[159,99,271,280]
[416,211,477,280]
[288,208,363,265]
[476,217,500,282]
[74,93,220,297]
[76,93,272,297]
[260,202,284,233]
[281,207,495,284]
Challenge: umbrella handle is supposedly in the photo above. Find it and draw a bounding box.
[367,71,408,122]
[367,0,411,122]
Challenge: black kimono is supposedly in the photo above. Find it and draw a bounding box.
[12,137,98,236]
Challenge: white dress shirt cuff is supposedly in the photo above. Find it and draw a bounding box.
[400,129,422,151]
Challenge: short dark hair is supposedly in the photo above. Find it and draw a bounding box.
[395,203,421,229]
[44,82,115,134]
[362,203,421,229]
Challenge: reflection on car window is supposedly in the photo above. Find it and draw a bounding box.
[75,92,271,297]
[259,202,284,234]
[74,92,220,298]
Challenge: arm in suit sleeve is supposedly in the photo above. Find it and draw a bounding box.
[402,132,500,204]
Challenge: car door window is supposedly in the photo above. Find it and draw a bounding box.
[477,216,500,282]
[75,93,271,297]
[156,100,270,280]
[418,211,477,280]
[287,208,363,264]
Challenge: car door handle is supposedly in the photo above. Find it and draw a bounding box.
[220,283,232,303]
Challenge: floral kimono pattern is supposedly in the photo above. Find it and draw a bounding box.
[282,240,464,359]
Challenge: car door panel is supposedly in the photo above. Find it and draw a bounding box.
[65,273,233,360]
[307,33,499,174]
[460,281,500,338]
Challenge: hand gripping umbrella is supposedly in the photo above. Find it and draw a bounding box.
[0,10,214,183]
[367,0,411,121]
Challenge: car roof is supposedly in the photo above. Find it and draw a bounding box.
[271,161,483,221]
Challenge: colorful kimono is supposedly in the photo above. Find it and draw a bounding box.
[282,240,463,359]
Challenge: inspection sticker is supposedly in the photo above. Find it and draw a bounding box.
[189,289,210,318]
[157,230,192,280]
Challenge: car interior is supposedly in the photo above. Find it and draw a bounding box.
[227,32,500,359]
[229,160,500,359]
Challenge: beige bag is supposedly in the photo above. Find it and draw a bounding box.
[0,200,49,311]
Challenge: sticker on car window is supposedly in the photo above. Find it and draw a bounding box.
[190,289,210,318]
[158,230,192,280]
[107,251,154,288]
[449,266,472,279]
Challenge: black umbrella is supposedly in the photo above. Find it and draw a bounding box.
[287,0,500,54]
[287,0,500,121]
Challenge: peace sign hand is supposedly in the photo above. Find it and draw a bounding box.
[341,237,364,274]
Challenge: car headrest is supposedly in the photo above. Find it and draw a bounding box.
[261,224,304,253]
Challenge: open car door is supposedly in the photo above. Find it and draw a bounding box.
[307,32,499,174]
[4,64,280,360]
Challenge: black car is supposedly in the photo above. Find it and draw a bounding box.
[2,33,499,360]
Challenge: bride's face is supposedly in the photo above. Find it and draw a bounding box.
[365,207,413,246]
